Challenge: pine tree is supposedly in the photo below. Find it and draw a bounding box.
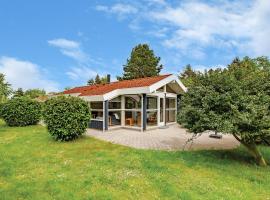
[179,64,199,87]
[13,88,24,98]
[87,74,108,85]
[118,44,163,80]
[95,75,101,84]
[87,78,95,85]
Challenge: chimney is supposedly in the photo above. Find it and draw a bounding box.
[107,74,111,83]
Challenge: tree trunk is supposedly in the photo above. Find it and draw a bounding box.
[233,134,267,166]
[244,143,267,166]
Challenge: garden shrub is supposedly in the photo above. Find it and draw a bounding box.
[43,96,91,141]
[1,97,42,126]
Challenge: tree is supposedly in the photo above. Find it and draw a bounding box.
[64,87,71,91]
[87,74,108,85]
[95,74,101,84]
[0,73,12,103]
[13,88,24,98]
[179,64,199,87]
[100,76,108,84]
[87,78,95,85]
[178,56,270,166]
[24,89,46,99]
[118,44,163,80]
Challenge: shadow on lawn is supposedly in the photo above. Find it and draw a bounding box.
[176,146,270,167]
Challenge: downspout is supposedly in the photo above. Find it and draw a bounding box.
[142,94,147,131]
[104,100,108,131]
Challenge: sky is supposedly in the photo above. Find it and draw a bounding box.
[0,0,270,92]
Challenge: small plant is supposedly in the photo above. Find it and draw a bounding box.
[1,97,42,126]
[43,96,91,141]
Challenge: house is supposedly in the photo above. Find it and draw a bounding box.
[63,74,187,131]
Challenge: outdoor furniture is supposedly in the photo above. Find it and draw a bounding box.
[137,115,141,126]
[109,113,121,126]
[148,116,157,123]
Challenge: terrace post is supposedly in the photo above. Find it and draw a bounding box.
[142,94,147,131]
[177,94,181,114]
[104,100,108,131]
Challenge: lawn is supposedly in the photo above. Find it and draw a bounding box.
[0,121,270,200]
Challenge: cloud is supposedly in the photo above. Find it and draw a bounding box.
[48,38,88,63]
[149,0,270,57]
[96,3,137,18]
[66,66,98,81]
[48,38,80,49]
[146,0,166,5]
[0,56,59,92]
[48,38,108,83]
[96,0,270,60]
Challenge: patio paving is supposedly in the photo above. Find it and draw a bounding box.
[86,124,240,151]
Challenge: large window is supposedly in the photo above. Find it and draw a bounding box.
[124,95,141,127]
[147,97,157,109]
[125,111,141,127]
[147,96,158,126]
[90,102,103,120]
[165,98,176,123]
[109,97,121,110]
[109,111,121,126]
[125,95,141,109]
[90,102,103,110]
[166,98,176,109]
[108,97,121,126]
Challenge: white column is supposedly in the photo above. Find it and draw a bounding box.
[157,97,160,126]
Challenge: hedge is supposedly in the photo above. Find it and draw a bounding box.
[1,97,42,126]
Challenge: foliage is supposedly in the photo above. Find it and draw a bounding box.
[0,73,12,103]
[24,88,46,99]
[43,96,91,141]
[64,86,71,91]
[0,97,42,126]
[87,74,108,85]
[87,78,95,85]
[117,44,163,80]
[179,56,270,166]
[13,88,24,98]
[0,120,270,199]
[179,64,201,87]
[95,74,101,84]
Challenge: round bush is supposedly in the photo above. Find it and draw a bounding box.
[1,97,42,126]
[43,96,91,141]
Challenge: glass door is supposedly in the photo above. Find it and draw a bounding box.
[159,97,165,126]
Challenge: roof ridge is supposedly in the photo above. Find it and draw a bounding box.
[63,74,173,96]
[67,74,172,90]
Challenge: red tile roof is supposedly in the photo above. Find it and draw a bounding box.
[63,74,171,96]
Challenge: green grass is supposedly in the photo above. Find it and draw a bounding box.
[0,120,270,200]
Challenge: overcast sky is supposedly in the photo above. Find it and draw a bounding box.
[0,0,269,91]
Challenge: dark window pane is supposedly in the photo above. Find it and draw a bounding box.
[125,95,141,109]
[166,98,176,109]
[147,111,158,126]
[125,111,141,127]
[147,97,157,110]
[90,102,103,109]
[109,97,121,109]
